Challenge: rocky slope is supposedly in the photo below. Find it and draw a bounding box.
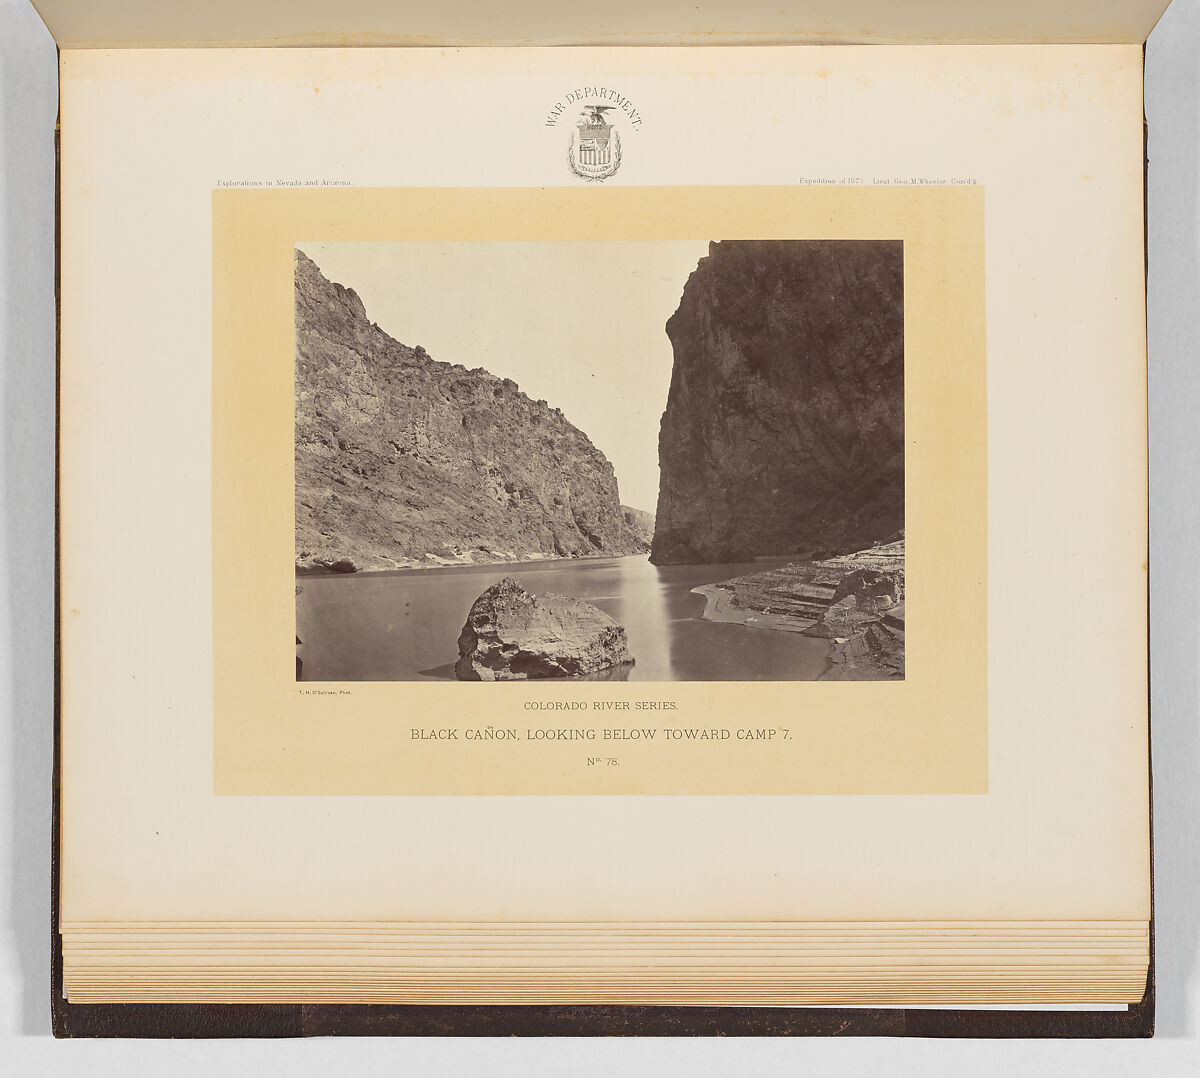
[692,539,905,680]
[651,240,905,565]
[621,506,655,550]
[295,251,649,572]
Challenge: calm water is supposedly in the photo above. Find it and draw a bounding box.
[295,554,831,682]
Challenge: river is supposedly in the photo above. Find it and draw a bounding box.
[295,554,831,682]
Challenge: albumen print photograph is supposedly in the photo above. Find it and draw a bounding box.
[294,240,905,683]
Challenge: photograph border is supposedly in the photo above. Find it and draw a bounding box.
[212,185,988,796]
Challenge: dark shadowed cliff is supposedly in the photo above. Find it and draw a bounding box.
[295,250,649,572]
[651,240,904,565]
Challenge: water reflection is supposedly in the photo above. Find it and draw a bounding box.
[296,554,829,682]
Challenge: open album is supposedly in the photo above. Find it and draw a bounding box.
[44,0,1161,1034]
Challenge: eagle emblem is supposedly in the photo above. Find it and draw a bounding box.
[567,105,622,182]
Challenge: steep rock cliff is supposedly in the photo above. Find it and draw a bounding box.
[651,240,904,565]
[295,250,648,571]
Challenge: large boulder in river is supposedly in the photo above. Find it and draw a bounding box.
[455,577,634,681]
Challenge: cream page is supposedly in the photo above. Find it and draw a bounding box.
[58,45,1148,924]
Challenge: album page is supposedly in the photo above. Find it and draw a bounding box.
[58,44,1149,927]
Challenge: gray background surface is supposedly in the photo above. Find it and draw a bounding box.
[2,0,1196,1070]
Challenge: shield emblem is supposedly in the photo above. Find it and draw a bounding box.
[568,107,622,181]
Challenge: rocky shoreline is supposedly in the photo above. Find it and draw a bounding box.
[296,547,649,576]
[691,539,905,681]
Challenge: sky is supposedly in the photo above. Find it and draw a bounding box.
[297,240,709,514]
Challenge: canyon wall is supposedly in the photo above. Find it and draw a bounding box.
[295,250,648,572]
[651,240,904,565]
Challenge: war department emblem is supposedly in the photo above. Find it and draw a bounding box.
[567,105,622,182]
